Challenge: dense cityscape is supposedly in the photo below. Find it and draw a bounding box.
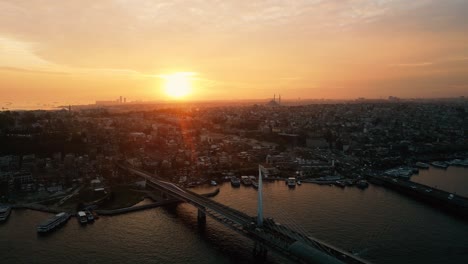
[2,1,468,263]
[1,97,467,212]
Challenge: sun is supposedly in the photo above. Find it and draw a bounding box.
[162,72,194,99]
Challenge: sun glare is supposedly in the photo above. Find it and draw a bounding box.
[162,72,194,99]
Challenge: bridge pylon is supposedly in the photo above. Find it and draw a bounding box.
[257,165,263,227]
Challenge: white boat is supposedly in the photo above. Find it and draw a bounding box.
[77,211,88,224]
[210,180,218,186]
[0,205,11,222]
[287,177,296,188]
[37,212,70,233]
[297,181,302,186]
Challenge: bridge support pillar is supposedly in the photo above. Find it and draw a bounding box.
[253,242,268,261]
[197,208,206,225]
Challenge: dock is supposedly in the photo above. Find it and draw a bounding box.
[369,175,468,219]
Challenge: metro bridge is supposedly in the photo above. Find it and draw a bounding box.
[117,163,370,264]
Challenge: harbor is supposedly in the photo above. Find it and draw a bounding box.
[1,166,468,264]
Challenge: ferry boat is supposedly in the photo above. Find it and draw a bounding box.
[241,176,252,186]
[287,177,296,188]
[37,212,70,233]
[77,211,88,224]
[0,205,11,222]
[230,176,240,187]
[86,210,94,222]
[210,180,218,186]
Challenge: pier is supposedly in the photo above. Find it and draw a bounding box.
[369,175,468,219]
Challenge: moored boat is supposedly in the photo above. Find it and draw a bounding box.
[415,162,430,169]
[37,212,70,233]
[252,181,259,189]
[335,180,346,188]
[287,177,296,188]
[77,211,88,224]
[86,210,94,222]
[431,161,448,169]
[241,176,252,186]
[356,180,369,189]
[210,180,218,186]
[230,176,240,187]
[0,205,11,222]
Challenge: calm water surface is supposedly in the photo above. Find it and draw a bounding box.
[1,167,467,264]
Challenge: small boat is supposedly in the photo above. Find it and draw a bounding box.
[0,205,11,222]
[356,180,369,189]
[77,211,88,224]
[210,180,218,186]
[297,181,302,186]
[431,161,448,169]
[415,162,430,169]
[37,212,70,233]
[252,181,259,189]
[287,177,296,188]
[335,181,346,188]
[86,210,94,222]
[230,176,240,187]
[241,176,252,186]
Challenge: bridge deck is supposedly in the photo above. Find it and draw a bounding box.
[118,164,370,264]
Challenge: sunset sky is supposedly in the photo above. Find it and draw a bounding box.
[1,0,467,107]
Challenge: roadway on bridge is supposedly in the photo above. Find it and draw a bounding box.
[119,164,370,264]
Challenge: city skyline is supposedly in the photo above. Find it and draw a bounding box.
[1,0,468,107]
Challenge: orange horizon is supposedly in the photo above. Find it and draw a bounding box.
[1,1,467,106]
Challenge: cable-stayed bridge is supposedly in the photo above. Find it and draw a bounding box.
[117,163,370,264]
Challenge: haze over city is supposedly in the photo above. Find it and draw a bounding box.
[1,0,468,108]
